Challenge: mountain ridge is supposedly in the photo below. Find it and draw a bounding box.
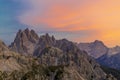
[5,28,117,80]
[78,40,120,70]
[9,28,39,56]
[77,40,108,58]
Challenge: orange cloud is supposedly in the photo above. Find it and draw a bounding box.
[19,0,120,47]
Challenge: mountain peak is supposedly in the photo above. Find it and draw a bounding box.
[93,40,104,44]
[16,28,39,43]
[9,28,39,55]
[33,33,56,56]
[25,28,29,31]
[39,33,56,43]
[114,45,120,48]
[24,28,29,33]
[18,29,22,33]
[7,29,117,80]
[45,33,49,36]
[92,40,107,48]
[78,40,108,58]
[94,40,101,42]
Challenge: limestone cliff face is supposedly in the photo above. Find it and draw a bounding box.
[9,28,39,55]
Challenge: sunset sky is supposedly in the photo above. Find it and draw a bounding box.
[0,0,120,47]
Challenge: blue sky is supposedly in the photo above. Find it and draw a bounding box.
[0,0,27,44]
[0,0,95,45]
[1,0,120,47]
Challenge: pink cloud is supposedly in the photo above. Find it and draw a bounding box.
[18,0,99,30]
[18,0,120,46]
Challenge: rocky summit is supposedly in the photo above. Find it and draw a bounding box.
[4,28,117,80]
[33,33,56,56]
[78,40,120,70]
[77,40,108,58]
[9,28,39,56]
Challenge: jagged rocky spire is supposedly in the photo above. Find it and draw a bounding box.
[7,28,117,80]
[9,28,39,55]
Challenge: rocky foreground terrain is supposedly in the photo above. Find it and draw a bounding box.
[0,28,118,80]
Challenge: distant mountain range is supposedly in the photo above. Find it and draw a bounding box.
[9,28,39,55]
[78,40,120,70]
[97,46,120,70]
[77,40,108,58]
[0,28,117,80]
